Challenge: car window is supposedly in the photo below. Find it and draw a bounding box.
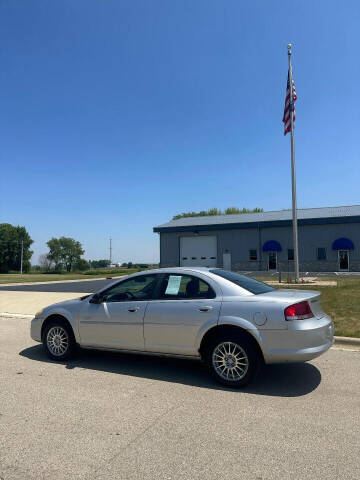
[209,269,274,295]
[101,274,158,302]
[158,274,215,300]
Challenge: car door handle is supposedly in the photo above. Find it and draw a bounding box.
[198,306,213,312]
[128,307,140,312]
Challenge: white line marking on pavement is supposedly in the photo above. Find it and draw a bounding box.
[0,312,33,319]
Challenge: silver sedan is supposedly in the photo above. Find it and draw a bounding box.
[30,267,334,387]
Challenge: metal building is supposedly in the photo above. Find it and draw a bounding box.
[153,205,360,272]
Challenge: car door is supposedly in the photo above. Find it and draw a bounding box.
[144,273,221,355]
[79,274,159,350]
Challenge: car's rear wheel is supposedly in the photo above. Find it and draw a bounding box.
[205,334,259,388]
[43,318,76,361]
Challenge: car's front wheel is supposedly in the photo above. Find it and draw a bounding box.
[205,335,260,388]
[43,318,76,361]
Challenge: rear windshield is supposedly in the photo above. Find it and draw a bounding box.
[209,269,275,295]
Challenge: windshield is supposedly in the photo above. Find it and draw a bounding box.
[209,269,275,295]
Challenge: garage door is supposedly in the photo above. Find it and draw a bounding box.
[180,236,217,267]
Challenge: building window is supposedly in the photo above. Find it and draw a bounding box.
[317,248,326,260]
[249,249,257,261]
[288,249,294,261]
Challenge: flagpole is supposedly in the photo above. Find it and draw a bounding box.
[287,43,300,283]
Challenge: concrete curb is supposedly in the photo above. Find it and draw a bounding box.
[334,336,360,348]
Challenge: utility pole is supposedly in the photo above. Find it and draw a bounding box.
[20,240,24,275]
[109,237,112,265]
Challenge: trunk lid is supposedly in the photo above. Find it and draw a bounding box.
[259,289,325,318]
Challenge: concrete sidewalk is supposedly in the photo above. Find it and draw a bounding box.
[0,291,88,316]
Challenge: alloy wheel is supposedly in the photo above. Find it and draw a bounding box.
[212,341,249,381]
[46,326,69,357]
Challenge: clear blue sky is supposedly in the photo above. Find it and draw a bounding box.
[1,0,359,264]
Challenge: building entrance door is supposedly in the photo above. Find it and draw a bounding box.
[268,252,277,270]
[338,250,349,271]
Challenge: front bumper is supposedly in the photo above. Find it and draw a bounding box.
[262,315,334,364]
[30,317,42,343]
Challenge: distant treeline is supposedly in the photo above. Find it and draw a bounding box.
[172,207,263,220]
[0,223,155,274]
[120,262,154,269]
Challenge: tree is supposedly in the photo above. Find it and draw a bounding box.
[46,238,63,270]
[38,253,53,270]
[47,237,85,272]
[172,207,263,220]
[0,223,33,273]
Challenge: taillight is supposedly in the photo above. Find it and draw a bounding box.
[284,301,314,321]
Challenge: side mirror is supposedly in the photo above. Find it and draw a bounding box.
[89,293,103,304]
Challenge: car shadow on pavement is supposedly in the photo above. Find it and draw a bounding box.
[20,345,321,397]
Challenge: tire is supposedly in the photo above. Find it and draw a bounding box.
[205,334,260,388]
[43,318,76,361]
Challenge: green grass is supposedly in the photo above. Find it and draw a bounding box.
[0,267,151,284]
[254,276,360,338]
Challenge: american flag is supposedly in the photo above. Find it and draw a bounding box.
[282,71,297,135]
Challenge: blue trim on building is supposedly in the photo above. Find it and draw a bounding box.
[332,237,355,250]
[263,240,282,252]
[153,215,360,233]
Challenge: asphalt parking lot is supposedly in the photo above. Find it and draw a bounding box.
[0,278,114,293]
[0,316,359,480]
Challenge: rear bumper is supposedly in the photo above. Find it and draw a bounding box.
[264,338,334,364]
[262,315,334,364]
